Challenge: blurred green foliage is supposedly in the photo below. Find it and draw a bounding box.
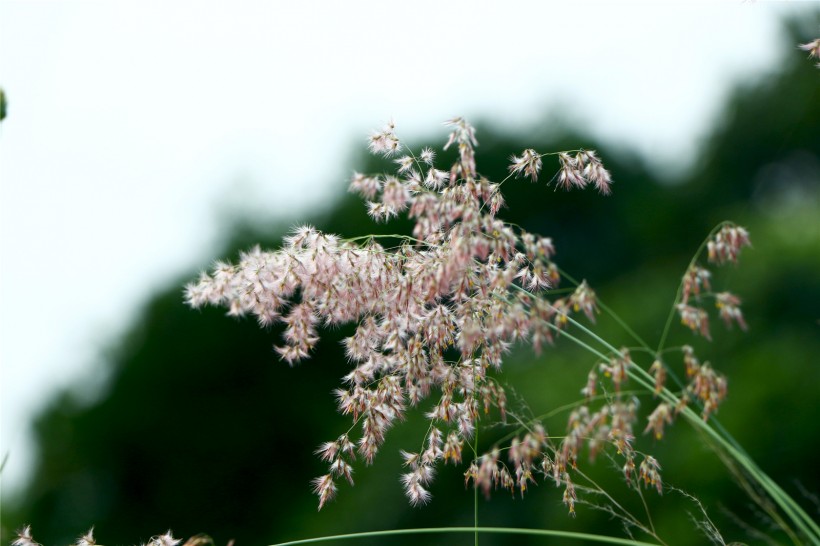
[4,17,819,546]
[0,87,7,122]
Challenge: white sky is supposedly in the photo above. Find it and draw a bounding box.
[0,0,811,498]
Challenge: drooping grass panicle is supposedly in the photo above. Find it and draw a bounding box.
[186,118,624,509]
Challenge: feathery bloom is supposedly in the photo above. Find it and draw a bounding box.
[151,532,182,546]
[14,528,188,546]
[689,362,727,420]
[557,152,586,190]
[186,117,738,514]
[368,119,401,156]
[570,280,599,322]
[581,369,597,399]
[715,291,747,331]
[644,403,673,439]
[76,529,96,546]
[420,147,436,165]
[508,149,542,181]
[799,38,820,67]
[312,474,337,510]
[13,527,40,546]
[707,225,751,265]
[562,473,577,516]
[577,150,612,195]
[649,359,666,395]
[677,304,711,339]
[682,345,700,377]
[681,265,711,305]
[349,172,382,199]
[639,456,663,494]
[599,349,631,392]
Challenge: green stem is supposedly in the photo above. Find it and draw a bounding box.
[270,527,661,546]
[471,348,480,546]
[474,421,479,546]
[555,313,820,544]
[556,267,652,353]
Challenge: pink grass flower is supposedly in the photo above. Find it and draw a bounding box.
[185,117,735,513]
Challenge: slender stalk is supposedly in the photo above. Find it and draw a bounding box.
[473,350,480,546]
[269,527,661,546]
[555,313,820,544]
[474,421,479,546]
[557,267,652,353]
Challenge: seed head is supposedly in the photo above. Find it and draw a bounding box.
[715,292,747,331]
[76,529,96,546]
[639,456,663,494]
[13,527,40,546]
[677,304,711,340]
[312,474,338,510]
[707,225,751,265]
[151,532,181,546]
[508,149,542,181]
[368,120,401,156]
[799,38,820,67]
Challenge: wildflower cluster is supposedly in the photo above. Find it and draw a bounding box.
[186,118,749,513]
[186,118,622,509]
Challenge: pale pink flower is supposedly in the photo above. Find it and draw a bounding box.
[312,474,337,510]
[423,167,449,189]
[394,155,415,173]
[599,349,631,392]
[330,458,354,485]
[677,304,711,340]
[76,529,96,546]
[799,38,820,67]
[715,291,747,330]
[649,359,666,395]
[185,118,667,511]
[682,345,700,377]
[562,473,577,516]
[707,225,751,265]
[368,119,401,156]
[570,280,599,322]
[151,532,181,546]
[557,152,586,190]
[581,369,597,399]
[639,456,663,494]
[381,176,410,212]
[689,362,727,420]
[349,172,382,199]
[508,149,542,181]
[316,440,341,462]
[681,265,711,305]
[644,402,673,439]
[401,467,434,506]
[13,527,40,546]
[577,150,612,195]
[420,147,436,165]
[443,117,477,150]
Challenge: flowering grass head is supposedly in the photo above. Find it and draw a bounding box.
[186,118,632,508]
[184,116,761,522]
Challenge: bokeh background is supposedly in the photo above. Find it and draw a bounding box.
[1,3,819,545]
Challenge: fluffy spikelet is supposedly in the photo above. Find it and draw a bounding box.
[185,117,747,514]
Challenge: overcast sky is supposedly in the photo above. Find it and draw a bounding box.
[0,0,813,498]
